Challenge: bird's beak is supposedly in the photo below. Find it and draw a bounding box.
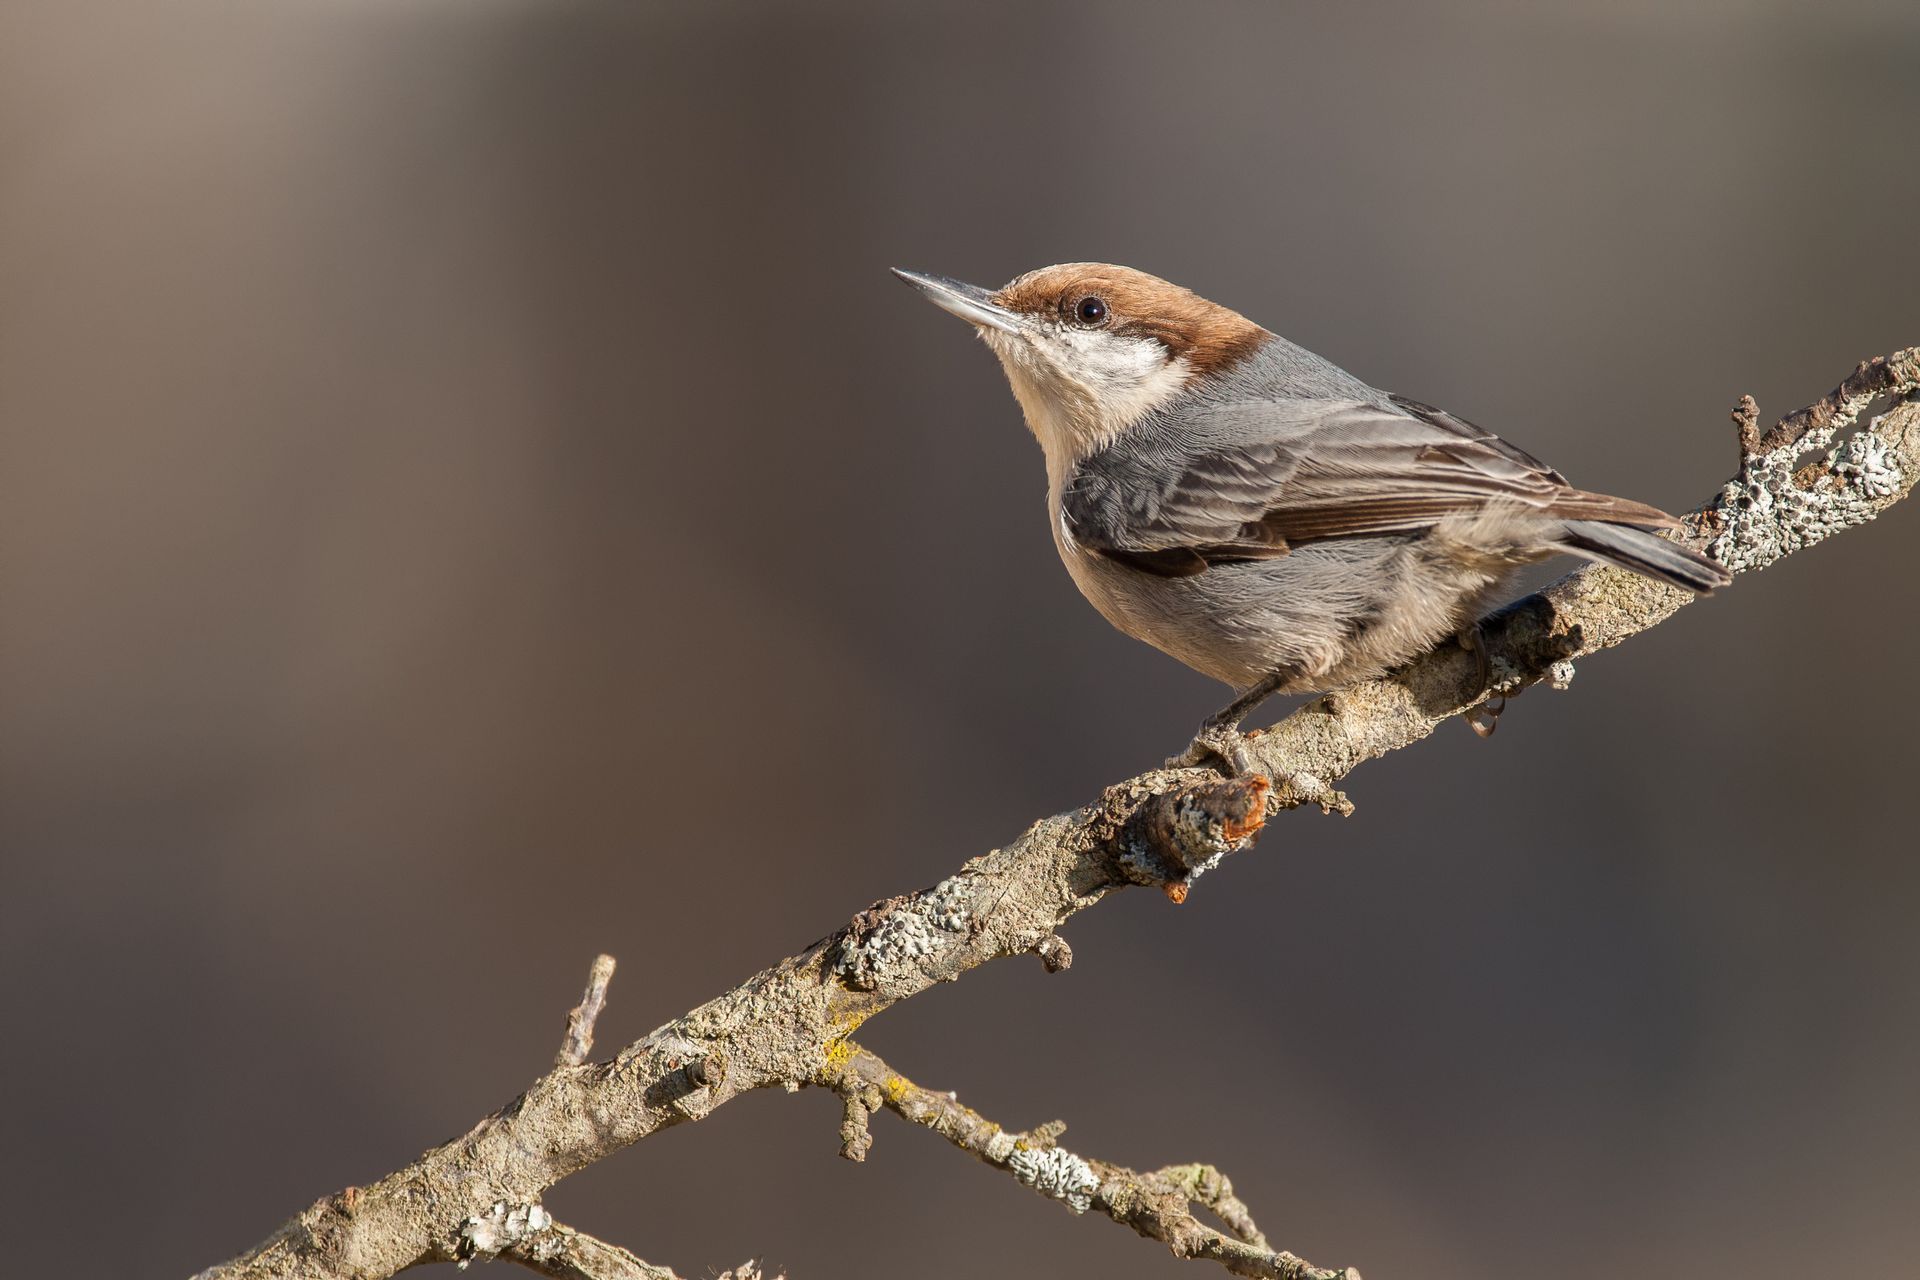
[891,268,1023,335]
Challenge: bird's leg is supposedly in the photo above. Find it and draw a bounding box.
[1457,621,1506,738]
[1168,672,1289,775]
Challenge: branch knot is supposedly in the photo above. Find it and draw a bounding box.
[1119,774,1270,902]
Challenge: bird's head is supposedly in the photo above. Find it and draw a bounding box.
[894,263,1269,476]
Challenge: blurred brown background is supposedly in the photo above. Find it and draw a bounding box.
[4,3,1919,1278]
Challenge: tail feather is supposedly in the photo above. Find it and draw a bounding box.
[1559,519,1732,594]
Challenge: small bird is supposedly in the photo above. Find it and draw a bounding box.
[894,264,1730,772]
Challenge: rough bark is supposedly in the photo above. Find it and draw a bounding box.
[193,351,1919,1280]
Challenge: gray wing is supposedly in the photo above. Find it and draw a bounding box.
[1061,394,1677,578]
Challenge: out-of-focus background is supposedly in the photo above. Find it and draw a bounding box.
[4,3,1918,1277]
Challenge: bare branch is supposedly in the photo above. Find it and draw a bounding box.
[500,1221,758,1280]
[828,1043,1357,1280]
[458,1204,769,1280]
[502,1221,679,1280]
[193,353,1919,1280]
[1753,348,1920,455]
[557,954,617,1068]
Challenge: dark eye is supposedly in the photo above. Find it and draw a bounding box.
[1074,295,1108,325]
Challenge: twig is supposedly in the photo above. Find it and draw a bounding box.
[826,1043,1356,1280]
[192,353,1920,1280]
[1753,349,1920,455]
[458,1203,768,1280]
[1732,393,1762,458]
[556,954,617,1068]
[501,1220,679,1280]
[503,1222,774,1280]
[836,1084,879,1162]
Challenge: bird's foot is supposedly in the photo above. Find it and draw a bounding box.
[1167,671,1291,775]
[1168,721,1260,775]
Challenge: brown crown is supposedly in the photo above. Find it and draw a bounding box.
[992,263,1270,381]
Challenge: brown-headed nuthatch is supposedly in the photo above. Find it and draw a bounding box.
[895,263,1730,772]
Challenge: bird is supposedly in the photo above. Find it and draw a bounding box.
[893,263,1731,773]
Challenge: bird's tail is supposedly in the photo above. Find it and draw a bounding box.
[1558,519,1732,594]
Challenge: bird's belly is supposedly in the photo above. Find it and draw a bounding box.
[1058,533,1509,692]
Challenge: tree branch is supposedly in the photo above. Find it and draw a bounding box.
[499,1217,771,1280]
[556,954,617,1069]
[1241,349,1920,796]
[828,1043,1357,1279]
[192,351,1919,1280]
[446,1200,777,1280]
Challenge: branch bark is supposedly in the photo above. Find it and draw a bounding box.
[192,351,1919,1280]
[556,954,616,1069]
[447,1198,777,1280]
[830,1043,1355,1280]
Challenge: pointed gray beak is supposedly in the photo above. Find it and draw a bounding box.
[891,268,1023,335]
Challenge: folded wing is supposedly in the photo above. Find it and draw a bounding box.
[1061,394,1678,578]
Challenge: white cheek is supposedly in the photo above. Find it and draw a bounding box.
[1059,331,1190,425]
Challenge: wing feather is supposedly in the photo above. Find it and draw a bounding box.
[1061,394,1677,577]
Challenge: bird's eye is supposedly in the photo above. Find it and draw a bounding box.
[1074,295,1108,325]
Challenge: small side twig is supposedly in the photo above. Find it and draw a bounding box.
[826,1042,1359,1280]
[1159,1163,1270,1252]
[837,1086,878,1162]
[479,1207,770,1280]
[1732,393,1762,458]
[556,954,617,1068]
[1754,348,1920,455]
[502,1220,677,1280]
[458,1204,656,1278]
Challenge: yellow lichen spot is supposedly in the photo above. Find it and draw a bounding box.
[822,1037,856,1075]
[884,1075,910,1103]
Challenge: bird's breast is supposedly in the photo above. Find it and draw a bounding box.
[1049,492,1137,629]
[1046,492,1259,686]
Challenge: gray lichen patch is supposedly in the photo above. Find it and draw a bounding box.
[1710,413,1907,574]
[833,877,974,990]
[923,876,973,932]
[1486,654,1527,696]
[1117,832,1228,889]
[1006,1144,1101,1214]
[455,1201,552,1268]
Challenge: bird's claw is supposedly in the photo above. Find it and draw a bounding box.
[1463,694,1507,737]
[1171,671,1289,775]
[1169,722,1258,775]
[1457,621,1506,737]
